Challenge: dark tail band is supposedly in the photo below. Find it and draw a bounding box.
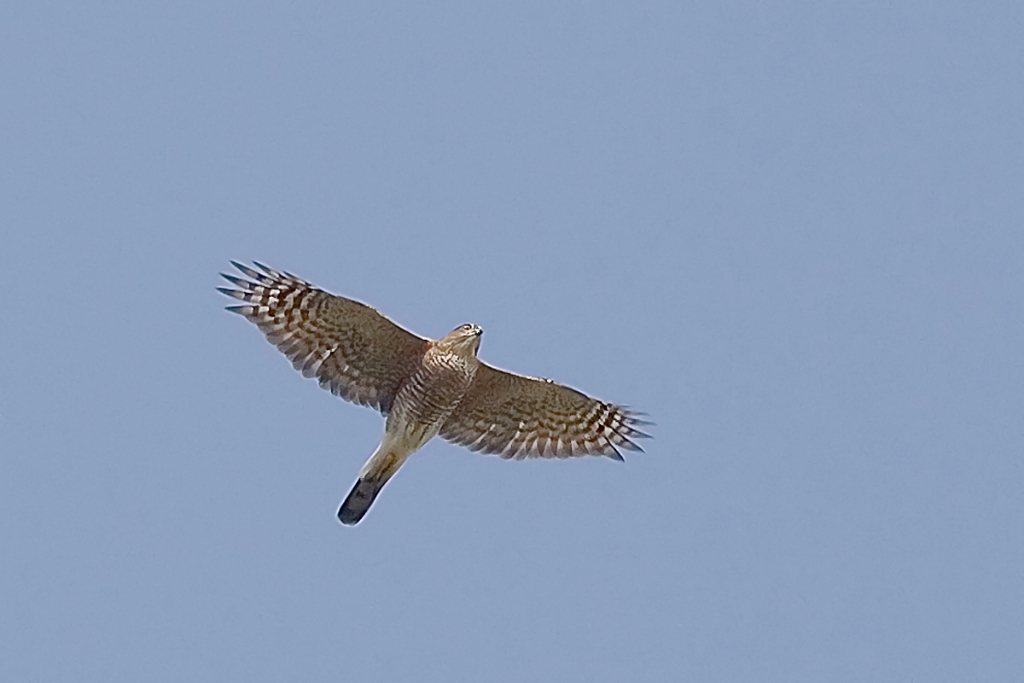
[338,477,386,525]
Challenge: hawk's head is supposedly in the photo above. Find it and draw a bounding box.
[438,323,483,358]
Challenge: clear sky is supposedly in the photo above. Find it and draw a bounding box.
[2,2,1022,681]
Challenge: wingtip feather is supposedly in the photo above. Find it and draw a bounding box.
[253,261,278,277]
[219,273,251,288]
[217,287,246,300]
[230,261,262,279]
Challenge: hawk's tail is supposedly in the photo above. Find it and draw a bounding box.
[337,443,408,525]
[338,477,387,525]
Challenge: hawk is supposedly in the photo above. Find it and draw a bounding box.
[218,262,651,525]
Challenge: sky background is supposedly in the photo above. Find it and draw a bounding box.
[2,2,1023,681]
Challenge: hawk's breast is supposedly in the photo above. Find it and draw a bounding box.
[387,347,478,435]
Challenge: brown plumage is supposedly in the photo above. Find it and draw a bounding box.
[218,262,651,524]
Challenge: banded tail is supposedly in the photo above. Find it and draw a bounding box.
[337,442,411,525]
[338,477,387,525]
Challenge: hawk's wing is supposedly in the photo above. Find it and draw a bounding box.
[439,362,651,460]
[218,262,428,415]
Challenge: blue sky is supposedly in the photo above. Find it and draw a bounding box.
[2,2,1022,681]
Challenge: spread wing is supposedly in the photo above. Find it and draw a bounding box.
[439,362,651,460]
[218,262,428,415]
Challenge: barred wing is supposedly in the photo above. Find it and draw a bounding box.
[218,262,428,415]
[440,363,651,460]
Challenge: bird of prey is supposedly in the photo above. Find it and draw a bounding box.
[218,262,651,525]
